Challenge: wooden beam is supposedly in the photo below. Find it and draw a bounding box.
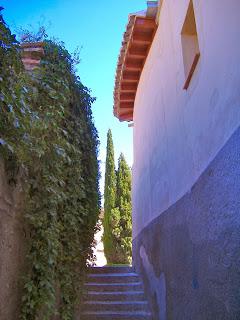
[125,57,144,70]
[131,40,151,47]
[119,113,133,121]
[119,107,133,114]
[120,92,135,101]
[133,29,154,39]
[135,17,156,30]
[120,101,134,109]
[132,31,153,45]
[128,44,148,58]
[183,53,200,90]
[121,82,138,92]
[122,70,140,81]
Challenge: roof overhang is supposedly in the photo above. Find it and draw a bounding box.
[114,1,158,122]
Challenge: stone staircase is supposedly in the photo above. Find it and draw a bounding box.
[80,265,152,320]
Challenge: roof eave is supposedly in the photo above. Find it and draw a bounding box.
[113,2,158,122]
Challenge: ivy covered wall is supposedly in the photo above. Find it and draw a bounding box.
[0,9,100,320]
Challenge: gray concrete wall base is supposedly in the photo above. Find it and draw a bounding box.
[133,126,240,320]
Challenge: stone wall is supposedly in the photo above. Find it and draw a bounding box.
[0,159,27,320]
[133,126,240,320]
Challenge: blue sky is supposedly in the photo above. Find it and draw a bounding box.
[2,0,147,194]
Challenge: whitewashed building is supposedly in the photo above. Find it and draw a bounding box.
[114,1,240,319]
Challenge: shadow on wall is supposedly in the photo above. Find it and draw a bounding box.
[140,245,166,320]
[133,126,240,320]
[0,159,27,319]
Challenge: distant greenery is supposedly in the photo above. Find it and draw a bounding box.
[103,130,132,264]
[0,9,100,320]
[103,129,117,262]
[114,153,132,263]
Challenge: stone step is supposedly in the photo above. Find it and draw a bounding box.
[87,273,139,283]
[80,266,152,319]
[84,282,143,292]
[83,301,149,312]
[88,266,134,274]
[84,290,146,301]
[79,311,152,320]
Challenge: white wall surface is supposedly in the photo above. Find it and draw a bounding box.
[132,0,240,238]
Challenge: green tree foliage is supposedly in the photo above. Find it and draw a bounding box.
[103,129,132,264]
[103,129,117,263]
[0,9,100,319]
[112,153,132,264]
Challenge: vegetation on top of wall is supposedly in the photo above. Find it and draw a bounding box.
[0,8,100,320]
[103,130,132,264]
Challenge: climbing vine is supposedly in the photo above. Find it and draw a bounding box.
[0,9,100,319]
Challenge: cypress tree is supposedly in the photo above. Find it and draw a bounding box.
[112,153,132,264]
[103,129,117,263]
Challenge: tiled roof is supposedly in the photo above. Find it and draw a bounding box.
[113,3,158,121]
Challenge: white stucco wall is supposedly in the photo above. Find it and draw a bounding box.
[132,0,240,238]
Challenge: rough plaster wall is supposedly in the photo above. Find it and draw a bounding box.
[132,0,240,237]
[133,126,240,320]
[0,159,27,320]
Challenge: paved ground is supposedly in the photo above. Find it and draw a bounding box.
[93,220,107,266]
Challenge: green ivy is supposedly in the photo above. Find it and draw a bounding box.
[0,9,100,319]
